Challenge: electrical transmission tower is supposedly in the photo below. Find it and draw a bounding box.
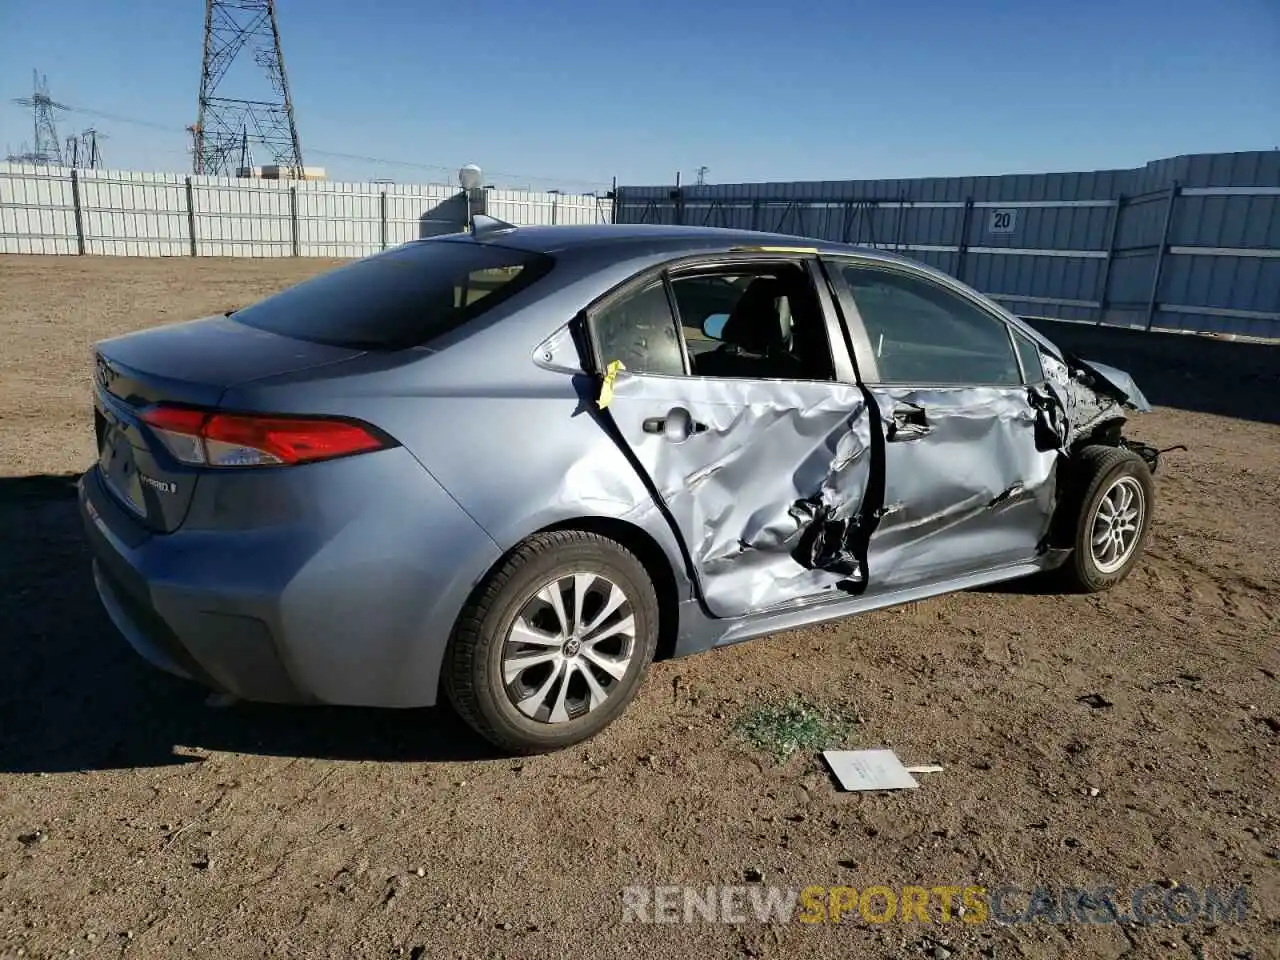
[192,0,303,176]
[7,70,68,165]
[65,128,106,169]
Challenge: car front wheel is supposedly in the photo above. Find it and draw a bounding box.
[1057,445,1154,593]
[443,530,660,754]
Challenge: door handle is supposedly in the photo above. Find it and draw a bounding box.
[642,406,708,443]
[888,403,931,442]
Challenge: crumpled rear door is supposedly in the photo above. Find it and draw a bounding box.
[604,372,874,618]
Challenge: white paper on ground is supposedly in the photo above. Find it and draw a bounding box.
[822,749,920,791]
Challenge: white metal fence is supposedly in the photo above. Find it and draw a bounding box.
[0,163,613,258]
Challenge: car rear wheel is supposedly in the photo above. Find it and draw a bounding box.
[1056,445,1154,593]
[443,530,660,754]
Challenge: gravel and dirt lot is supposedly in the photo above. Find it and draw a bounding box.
[1,254,1277,960]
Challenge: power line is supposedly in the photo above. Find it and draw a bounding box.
[61,105,173,132]
[26,100,612,189]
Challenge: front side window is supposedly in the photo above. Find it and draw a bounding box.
[839,266,1021,385]
[232,239,553,350]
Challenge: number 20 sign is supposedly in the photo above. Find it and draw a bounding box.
[988,209,1017,234]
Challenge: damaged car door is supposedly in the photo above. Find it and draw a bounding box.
[827,260,1061,593]
[589,256,876,619]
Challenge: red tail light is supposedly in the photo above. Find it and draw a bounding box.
[140,405,392,467]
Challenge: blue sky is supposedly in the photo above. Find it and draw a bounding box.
[1,0,1276,191]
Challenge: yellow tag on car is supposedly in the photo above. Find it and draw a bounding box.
[597,359,626,410]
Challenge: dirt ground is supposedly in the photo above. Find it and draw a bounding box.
[0,254,1276,960]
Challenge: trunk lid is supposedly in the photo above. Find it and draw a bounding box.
[92,314,364,533]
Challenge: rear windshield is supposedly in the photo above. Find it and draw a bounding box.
[231,240,554,349]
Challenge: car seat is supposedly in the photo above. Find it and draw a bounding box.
[695,277,804,379]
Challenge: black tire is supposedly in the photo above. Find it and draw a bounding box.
[1054,444,1154,593]
[442,530,660,754]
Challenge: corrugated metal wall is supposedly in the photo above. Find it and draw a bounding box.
[0,164,612,260]
[616,151,1280,339]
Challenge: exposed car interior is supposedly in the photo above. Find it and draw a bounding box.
[671,265,836,381]
[589,264,838,382]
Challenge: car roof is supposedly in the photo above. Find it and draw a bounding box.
[431,221,922,267]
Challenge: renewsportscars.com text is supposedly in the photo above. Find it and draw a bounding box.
[621,883,1249,926]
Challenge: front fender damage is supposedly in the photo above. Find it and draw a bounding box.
[1040,351,1176,478]
[1041,352,1151,448]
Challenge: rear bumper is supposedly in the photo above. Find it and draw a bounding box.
[78,451,502,708]
[81,468,312,702]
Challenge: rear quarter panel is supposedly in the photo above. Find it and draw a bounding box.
[216,263,698,644]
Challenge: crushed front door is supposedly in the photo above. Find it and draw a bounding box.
[824,258,1062,594]
[860,384,1058,593]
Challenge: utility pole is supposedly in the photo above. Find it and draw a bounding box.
[695,165,709,186]
[194,0,304,176]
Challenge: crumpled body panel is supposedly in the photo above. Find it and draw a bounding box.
[863,385,1060,591]
[605,374,872,617]
[604,373,1070,618]
[1041,352,1147,445]
[1079,359,1152,413]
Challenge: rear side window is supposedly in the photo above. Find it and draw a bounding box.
[591,280,686,377]
[232,240,553,349]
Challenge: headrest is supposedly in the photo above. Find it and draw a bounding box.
[720,278,787,355]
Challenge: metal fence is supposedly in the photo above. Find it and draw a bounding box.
[0,163,613,259]
[616,151,1280,340]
